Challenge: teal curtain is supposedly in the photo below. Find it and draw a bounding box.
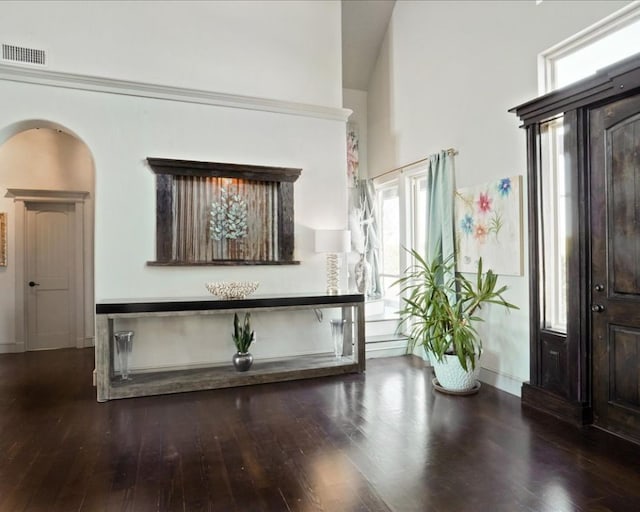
[425,150,455,267]
[419,150,456,360]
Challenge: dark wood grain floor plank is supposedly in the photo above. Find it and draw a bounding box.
[3,349,640,511]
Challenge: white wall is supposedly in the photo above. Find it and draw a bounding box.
[0,1,349,364]
[0,128,94,351]
[367,0,632,393]
[0,0,342,107]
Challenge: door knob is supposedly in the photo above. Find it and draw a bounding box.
[594,284,604,292]
[591,304,605,313]
[28,281,40,287]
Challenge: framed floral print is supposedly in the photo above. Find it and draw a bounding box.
[454,176,523,276]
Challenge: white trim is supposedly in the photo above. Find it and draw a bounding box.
[79,336,95,348]
[73,203,84,349]
[420,354,524,396]
[365,345,407,359]
[0,342,25,354]
[478,367,523,397]
[14,200,26,349]
[0,63,352,122]
[538,1,640,93]
[6,188,89,203]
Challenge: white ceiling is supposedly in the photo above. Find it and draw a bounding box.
[342,0,396,91]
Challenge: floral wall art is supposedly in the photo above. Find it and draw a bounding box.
[346,123,359,188]
[454,175,523,276]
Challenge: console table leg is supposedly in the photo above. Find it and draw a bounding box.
[356,301,365,372]
[342,306,354,358]
[95,315,110,402]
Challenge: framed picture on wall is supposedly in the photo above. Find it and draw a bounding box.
[347,122,359,188]
[454,175,523,276]
[0,212,6,266]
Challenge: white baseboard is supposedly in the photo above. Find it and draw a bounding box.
[365,345,407,359]
[420,353,523,397]
[478,367,523,397]
[0,342,25,354]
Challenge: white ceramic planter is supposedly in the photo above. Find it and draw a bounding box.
[429,352,480,392]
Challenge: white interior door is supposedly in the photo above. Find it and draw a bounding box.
[26,202,75,351]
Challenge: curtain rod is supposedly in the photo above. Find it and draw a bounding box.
[373,147,458,180]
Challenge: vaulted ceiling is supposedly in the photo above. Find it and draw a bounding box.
[342,0,396,91]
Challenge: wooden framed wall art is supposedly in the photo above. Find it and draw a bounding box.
[147,158,302,266]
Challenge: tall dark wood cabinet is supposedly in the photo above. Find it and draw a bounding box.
[512,54,640,442]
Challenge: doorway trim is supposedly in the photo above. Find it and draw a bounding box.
[7,188,90,351]
[511,55,640,428]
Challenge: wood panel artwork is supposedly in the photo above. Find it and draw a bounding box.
[147,158,301,266]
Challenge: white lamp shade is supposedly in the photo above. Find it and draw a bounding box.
[314,229,351,253]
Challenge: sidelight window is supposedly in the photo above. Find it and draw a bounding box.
[536,3,640,333]
[538,118,569,332]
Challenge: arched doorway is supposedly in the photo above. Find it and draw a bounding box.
[0,120,95,353]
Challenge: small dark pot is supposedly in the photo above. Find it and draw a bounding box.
[232,352,253,372]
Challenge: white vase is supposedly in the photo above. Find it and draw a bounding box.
[354,253,372,296]
[428,352,480,392]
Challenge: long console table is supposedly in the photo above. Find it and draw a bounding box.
[95,293,365,402]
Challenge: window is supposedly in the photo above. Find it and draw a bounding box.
[377,181,400,306]
[539,118,568,332]
[536,3,640,333]
[375,165,429,308]
[540,4,640,92]
[410,175,427,257]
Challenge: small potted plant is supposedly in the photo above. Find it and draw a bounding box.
[395,250,517,394]
[231,312,255,372]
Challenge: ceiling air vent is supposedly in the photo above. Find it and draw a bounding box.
[2,44,46,66]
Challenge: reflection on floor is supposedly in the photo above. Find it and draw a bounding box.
[1,349,639,511]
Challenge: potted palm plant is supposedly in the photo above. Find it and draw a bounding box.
[231,312,255,372]
[395,250,517,394]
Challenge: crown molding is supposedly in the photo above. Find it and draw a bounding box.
[0,64,352,122]
[6,188,90,202]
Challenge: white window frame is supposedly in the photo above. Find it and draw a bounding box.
[539,119,568,333]
[374,176,402,306]
[538,2,640,94]
[373,162,430,304]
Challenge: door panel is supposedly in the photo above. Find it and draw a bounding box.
[609,115,640,295]
[26,203,75,351]
[590,94,640,441]
[609,325,640,410]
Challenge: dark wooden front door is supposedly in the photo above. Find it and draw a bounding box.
[590,93,640,442]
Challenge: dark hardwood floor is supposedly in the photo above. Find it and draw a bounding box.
[1,349,640,512]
